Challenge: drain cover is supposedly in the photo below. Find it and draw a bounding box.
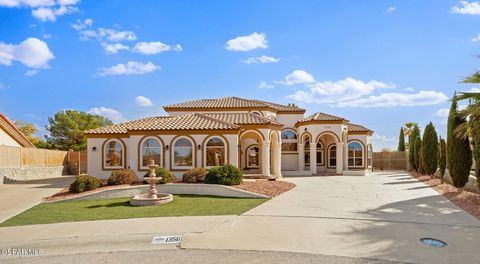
[420,238,447,248]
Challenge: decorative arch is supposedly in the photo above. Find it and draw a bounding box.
[137,135,165,171]
[202,135,229,167]
[269,130,281,144]
[299,131,312,144]
[315,131,340,143]
[239,129,265,142]
[170,135,197,170]
[102,138,127,170]
[249,110,263,117]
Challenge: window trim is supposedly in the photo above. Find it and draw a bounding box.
[170,136,196,170]
[203,136,228,168]
[281,128,298,153]
[316,140,324,166]
[245,144,260,169]
[327,143,336,168]
[348,140,365,168]
[102,138,126,170]
[138,136,164,171]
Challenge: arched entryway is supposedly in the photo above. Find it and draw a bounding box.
[239,130,264,175]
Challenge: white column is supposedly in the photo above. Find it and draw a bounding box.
[336,142,344,174]
[273,142,282,177]
[343,142,348,171]
[310,143,317,174]
[261,141,271,177]
[298,143,304,171]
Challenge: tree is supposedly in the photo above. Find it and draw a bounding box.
[414,136,422,173]
[418,145,425,175]
[439,137,447,178]
[46,110,113,151]
[447,98,472,188]
[14,120,52,149]
[421,122,438,175]
[398,127,406,151]
[408,124,419,170]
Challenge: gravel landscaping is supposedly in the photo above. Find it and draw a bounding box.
[233,179,295,197]
[410,171,480,220]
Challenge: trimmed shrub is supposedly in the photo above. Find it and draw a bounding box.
[421,122,438,175]
[398,127,406,151]
[144,167,175,184]
[182,167,207,183]
[67,161,80,175]
[447,98,472,188]
[439,137,447,177]
[205,164,243,186]
[69,175,101,193]
[418,146,425,175]
[409,125,420,170]
[414,136,422,172]
[108,169,138,185]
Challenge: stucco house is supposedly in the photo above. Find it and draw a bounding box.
[85,97,373,179]
[0,113,35,148]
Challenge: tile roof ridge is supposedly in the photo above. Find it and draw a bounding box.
[194,113,240,128]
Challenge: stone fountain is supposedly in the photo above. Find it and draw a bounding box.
[129,159,173,206]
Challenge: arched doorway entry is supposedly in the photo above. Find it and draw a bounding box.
[239,130,264,175]
[313,131,341,174]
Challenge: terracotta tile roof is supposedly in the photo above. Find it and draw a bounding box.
[0,113,35,148]
[85,114,240,134]
[163,96,305,113]
[297,112,348,123]
[204,113,283,126]
[347,123,373,132]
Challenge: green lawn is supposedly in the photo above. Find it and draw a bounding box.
[0,195,268,227]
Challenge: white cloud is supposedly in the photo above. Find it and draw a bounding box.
[436,108,450,118]
[132,41,182,55]
[277,70,316,85]
[72,18,93,30]
[1,0,80,21]
[372,133,397,151]
[25,69,38,76]
[103,43,129,54]
[387,6,396,12]
[97,61,159,77]
[242,55,279,64]
[225,32,268,52]
[0,82,9,89]
[76,26,136,42]
[451,1,480,15]
[472,33,480,42]
[257,81,274,89]
[462,87,480,93]
[87,107,126,123]
[0,37,54,68]
[135,96,154,107]
[336,90,448,108]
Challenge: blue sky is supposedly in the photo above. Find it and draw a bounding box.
[1,0,480,150]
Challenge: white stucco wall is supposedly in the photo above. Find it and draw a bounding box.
[87,133,239,180]
[0,128,21,147]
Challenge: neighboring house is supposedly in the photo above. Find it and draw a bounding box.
[85,97,373,179]
[0,113,35,148]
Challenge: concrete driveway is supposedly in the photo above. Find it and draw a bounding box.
[0,176,75,223]
[181,171,480,264]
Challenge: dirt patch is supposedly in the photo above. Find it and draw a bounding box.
[410,171,480,220]
[233,180,296,197]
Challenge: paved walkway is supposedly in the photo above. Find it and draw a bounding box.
[0,176,75,223]
[181,171,480,264]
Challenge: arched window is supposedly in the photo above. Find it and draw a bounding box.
[104,139,123,168]
[205,137,226,167]
[328,144,336,167]
[281,129,298,152]
[316,141,324,165]
[173,138,194,168]
[348,141,364,168]
[304,137,310,165]
[266,114,277,121]
[246,145,260,168]
[141,137,162,168]
[250,111,262,116]
[367,145,373,168]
